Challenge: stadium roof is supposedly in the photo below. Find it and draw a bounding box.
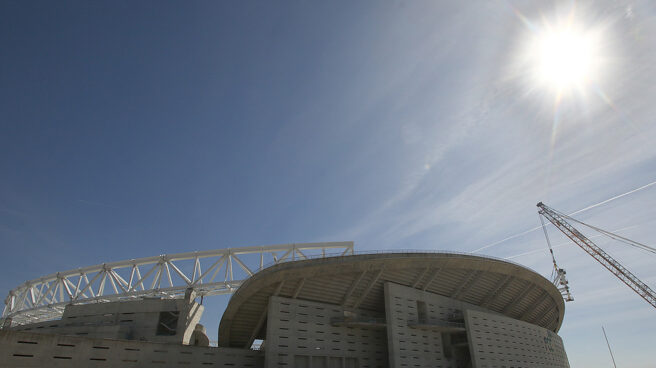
[218,252,565,348]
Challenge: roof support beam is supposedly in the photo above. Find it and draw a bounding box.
[412,268,430,288]
[272,281,285,297]
[193,255,226,285]
[292,278,305,299]
[341,271,366,306]
[537,306,554,327]
[451,270,482,300]
[295,249,308,260]
[501,281,534,315]
[244,281,284,349]
[540,312,558,332]
[352,269,383,309]
[73,272,102,301]
[422,268,442,291]
[277,249,293,263]
[480,275,513,308]
[520,291,550,321]
[5,242,353,325]
[231,255,253,277]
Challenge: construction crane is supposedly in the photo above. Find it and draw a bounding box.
[537,202,656,309]
[538,212,574,302]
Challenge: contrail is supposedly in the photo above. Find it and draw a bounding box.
[471,226,543,253]
[568,180,656,216]
[503,225,638,260]
[471,179,656,253]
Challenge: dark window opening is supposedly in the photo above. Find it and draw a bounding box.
[156,311,180,336]
[417,301,427,323]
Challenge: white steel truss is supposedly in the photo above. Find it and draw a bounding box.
[1,242,354,327]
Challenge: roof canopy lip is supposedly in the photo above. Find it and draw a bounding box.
[219,252,566,346]
[235,251,555,299]
[258,250,547,281]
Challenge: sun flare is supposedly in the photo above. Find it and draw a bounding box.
[511,6,617,153]
[536,26,598,90]
[517,9,607,97]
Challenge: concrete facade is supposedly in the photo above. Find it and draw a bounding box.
[1,252,571,368]
[383,282,569,368]
[220,253,565,348]
[385,282,474,368]
[265,296,387,368]
[0,329,263,367]
[465,310,569,367]
[11,293,205,346]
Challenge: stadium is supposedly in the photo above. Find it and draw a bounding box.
[1,242,569,367]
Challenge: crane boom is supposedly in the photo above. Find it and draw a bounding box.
[537,202,656,309]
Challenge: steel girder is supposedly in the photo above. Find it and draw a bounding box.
[1,242,354,326]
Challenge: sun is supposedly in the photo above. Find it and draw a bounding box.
[517,9,606,96]
[511,5,616,153]
[536,26,598,90]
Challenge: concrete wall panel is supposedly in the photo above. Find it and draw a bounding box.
[465,309,569,368]
[0,330,263,368]
[384,282,466,368]
[265,296,387,368]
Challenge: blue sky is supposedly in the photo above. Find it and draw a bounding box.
[2,1,656,366]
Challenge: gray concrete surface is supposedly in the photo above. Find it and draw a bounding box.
[0,329,262,368]
[265,295,387,368]
[465,309,570,368]
[2,253,571,368]
[12,296,204,345]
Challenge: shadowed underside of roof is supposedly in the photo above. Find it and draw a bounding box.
[218,253,565,348]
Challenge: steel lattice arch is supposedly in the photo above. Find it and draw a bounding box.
[1,242,354,326]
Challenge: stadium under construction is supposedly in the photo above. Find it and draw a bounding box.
[1,242,570,367]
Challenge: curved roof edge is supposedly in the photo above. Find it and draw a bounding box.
[218,252,565,347]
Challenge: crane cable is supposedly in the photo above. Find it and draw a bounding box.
[539,212,574,301]
[550,208,656,255]
[539,213,559,281]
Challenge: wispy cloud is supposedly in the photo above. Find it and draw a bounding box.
[472,181,656,253]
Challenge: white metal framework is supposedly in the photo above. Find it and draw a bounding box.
[537,202,656,309]
[1,242,354,327]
